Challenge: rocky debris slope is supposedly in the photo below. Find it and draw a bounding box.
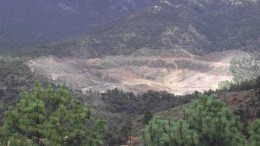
[27,49,251,95]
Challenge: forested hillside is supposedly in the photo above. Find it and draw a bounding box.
[0,0,259,145]
[0,76,259,145]
[0,0,156,50]
[8,0,259,58]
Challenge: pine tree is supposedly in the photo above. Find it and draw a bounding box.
[183,94,246,146]
[143,117,199,146]
[0,81,106,146]
[143,94,248,146]
[248,119,260,146]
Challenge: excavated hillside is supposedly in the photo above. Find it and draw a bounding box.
[27,49,251,95]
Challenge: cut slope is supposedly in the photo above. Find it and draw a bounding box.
[27,49,251,95]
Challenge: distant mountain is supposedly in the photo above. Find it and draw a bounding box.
[14,0,259,58]
[84,0,260,56]
[0,0,156,50]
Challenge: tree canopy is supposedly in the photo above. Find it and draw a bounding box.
[0,81,105,146]
[143,94,253,146]
[143,117,199,146]
[183,94,246,146]
[248,119,260,146]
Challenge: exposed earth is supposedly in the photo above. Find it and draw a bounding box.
[27,49,251,95]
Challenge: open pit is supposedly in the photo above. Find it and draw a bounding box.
[27,49,251,95]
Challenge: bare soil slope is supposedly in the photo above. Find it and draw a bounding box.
[27,49,250,95]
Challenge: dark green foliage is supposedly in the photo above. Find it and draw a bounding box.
[217,77,260,92]
[234,91,260,131]
[143,118,199,146]
[143,95,247,146]
[143,111,153,125]
[183,95,246,146]
[0,57,33,87]
[99,89,199,145]
[103,117,133,146]
[248,119,260,146]
[0,57,35,119]
[216,77,260,134]
[101,89,195,114]
[0,81,105,146]
[97,89,197,145]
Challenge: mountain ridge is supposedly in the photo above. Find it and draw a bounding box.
[8,0,259,58]
[0,0,157,50]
